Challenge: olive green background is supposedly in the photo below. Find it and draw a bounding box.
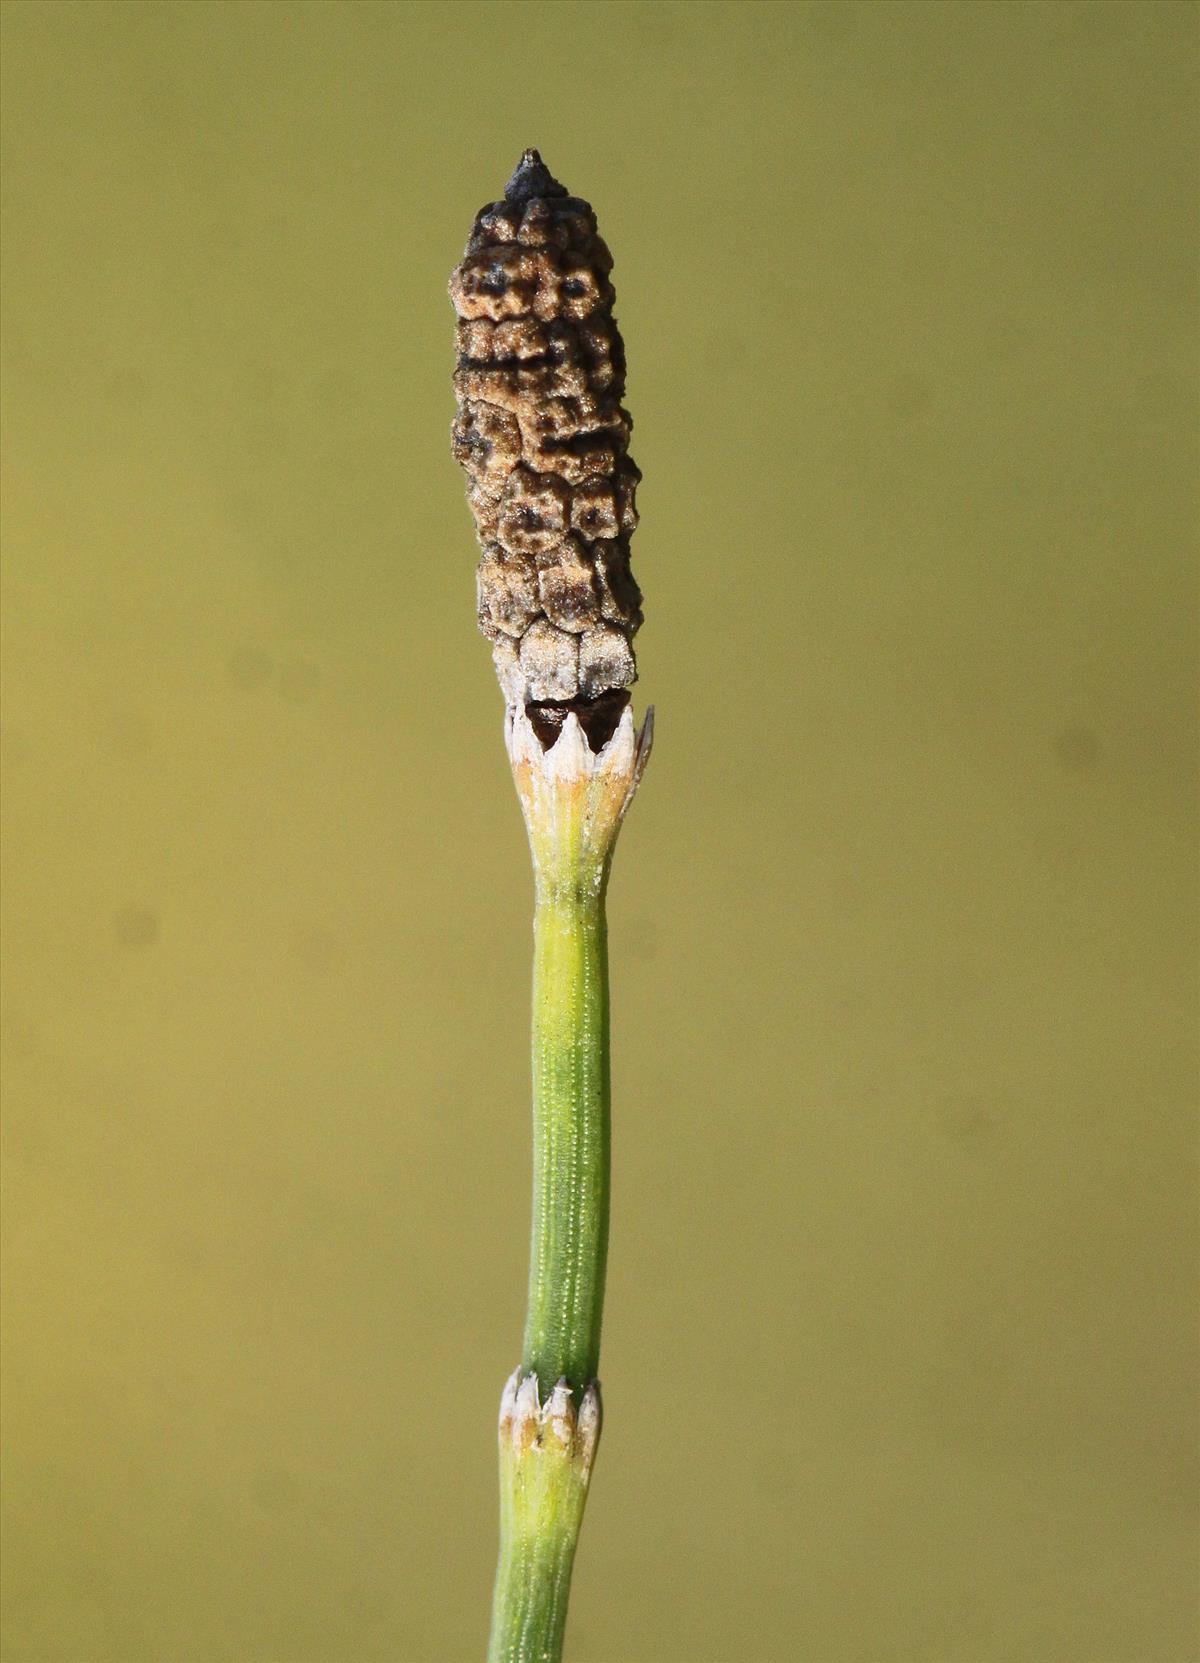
[2,2,1196,1660]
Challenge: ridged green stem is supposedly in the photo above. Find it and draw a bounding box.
[488,875,610,1663]
[524,887,610,1391]
[488,1402,593,1663]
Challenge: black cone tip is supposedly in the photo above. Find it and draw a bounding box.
[504,148,567,203]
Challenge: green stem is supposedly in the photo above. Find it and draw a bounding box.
[488,1398,593,1663]
[524,888,610,1392]
[487,702,650,1663]
[488,877,610,1663]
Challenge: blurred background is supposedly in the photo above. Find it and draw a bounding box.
[2,3,1196,1660]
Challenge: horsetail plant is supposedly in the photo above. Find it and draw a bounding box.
[449,150,652,1663]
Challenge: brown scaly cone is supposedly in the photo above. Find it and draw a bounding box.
[450,150,643,748]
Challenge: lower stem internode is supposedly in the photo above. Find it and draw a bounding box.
[488,1373,601,1663]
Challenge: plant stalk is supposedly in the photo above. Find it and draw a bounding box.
[523,891,610,1392]
[486,707,650,1663]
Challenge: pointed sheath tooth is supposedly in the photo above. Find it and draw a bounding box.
[576,1382,602,1476]
[596,701,636,779]
[625,705,654,806]
[511,1371,541,1450]
[546,711,589,782]
[515,1370,540,1416]
[498,1367,522,1435]
[545,1378,576,1451]
[505,701,542,770]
